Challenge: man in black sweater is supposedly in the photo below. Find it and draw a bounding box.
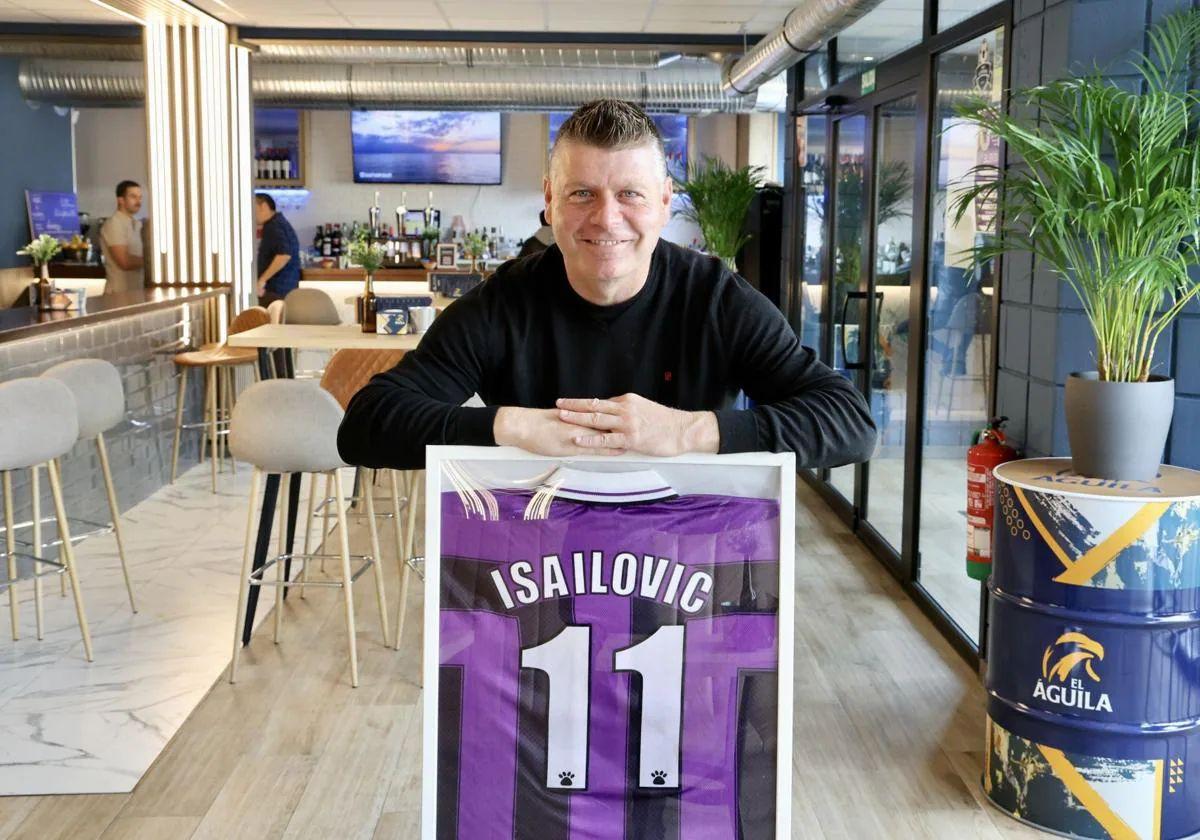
[338,100,875,470]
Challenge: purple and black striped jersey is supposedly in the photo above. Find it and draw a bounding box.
[436,468,781,840]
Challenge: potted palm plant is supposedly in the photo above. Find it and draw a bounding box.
[674,156,764,272]
[952,10,1200,480]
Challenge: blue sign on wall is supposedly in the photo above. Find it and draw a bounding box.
[25,190,79,241]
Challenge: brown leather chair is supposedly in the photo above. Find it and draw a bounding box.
[310,349,420,649]
[171,307,270,492]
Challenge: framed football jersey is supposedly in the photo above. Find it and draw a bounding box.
[422,448,796,840]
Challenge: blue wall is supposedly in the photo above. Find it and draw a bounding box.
[0,57,74,270]
[998,0,1200,470]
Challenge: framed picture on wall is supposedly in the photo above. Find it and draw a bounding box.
[420,447,796,840]
[436,243,458,269]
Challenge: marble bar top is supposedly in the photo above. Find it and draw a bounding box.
[0,285,229,346]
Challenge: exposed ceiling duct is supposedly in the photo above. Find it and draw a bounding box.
[252,58,756,111]
[722,0,885,96]
[250,43,683,69]
[18,56,774,112]
[0,39,140,61]
[18,59,143,108]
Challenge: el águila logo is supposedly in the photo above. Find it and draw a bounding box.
[1033,631,1113,713]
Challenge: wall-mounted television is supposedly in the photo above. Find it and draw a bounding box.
[547,112,689,180]
[351,111,502,185]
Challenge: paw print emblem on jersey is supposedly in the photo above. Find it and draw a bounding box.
[651,771,668,786]
[558,771,575,787]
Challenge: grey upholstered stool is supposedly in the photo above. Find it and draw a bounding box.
[41,359,137,614]
[284,288,340,380]
[283,288,340,325]
[228,379,388,688]
[0,378,93,660]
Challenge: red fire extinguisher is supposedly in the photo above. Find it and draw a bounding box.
[966,417,1020,581]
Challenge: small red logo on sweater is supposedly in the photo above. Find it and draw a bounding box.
[664,371,673,382]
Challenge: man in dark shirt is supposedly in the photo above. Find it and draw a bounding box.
[338,100,875,470]
[254,193,301,305]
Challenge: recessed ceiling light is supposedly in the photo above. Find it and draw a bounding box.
[864,56,875,62]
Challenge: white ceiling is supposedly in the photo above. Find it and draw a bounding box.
[0,0,803,34]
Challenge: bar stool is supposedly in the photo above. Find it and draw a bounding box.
[228,379,389,688]
[318,349,420,649]
[171,306,269,492]
[0,378,92,659]
[41,358,137,613]
[285,288,340,379]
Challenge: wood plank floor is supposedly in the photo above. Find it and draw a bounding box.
[0,480,1040,839]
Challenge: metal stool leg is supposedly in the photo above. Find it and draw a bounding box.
[320,472,333,574]
[363,469,390,646]
[46,459,92,662]
[96,432,136,614]
[332,469,359,687]
[31,466,43,640]
[300,472,316,600]
[230,467,261,683]
[273,475,286,644]
[3,471,18,641]
[170,367,188,483]
[206,366,218,492]
[391,470,411,651]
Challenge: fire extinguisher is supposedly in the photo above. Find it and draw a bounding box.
[966,417,1020,581]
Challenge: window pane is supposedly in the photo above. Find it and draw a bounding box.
[829,114,866,503]
[835,0,925,82]
[804,50,831,98]
[797,115,828,357]
[863,93,918,553]
[938,0,1001,32]
[917,28,1005,643]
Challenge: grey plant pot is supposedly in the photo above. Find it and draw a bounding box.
[1064,372,1174,481]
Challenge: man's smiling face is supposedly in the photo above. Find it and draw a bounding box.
[544,139,672,306]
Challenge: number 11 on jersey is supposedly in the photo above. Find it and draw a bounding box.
[520,625,686,791]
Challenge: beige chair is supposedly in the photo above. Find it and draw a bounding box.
[171,307,269,492]
[285,288,340,379]
[40,358,136,613]
[228,378,389,688]
[0,378,92,659]
[318,349,420,650]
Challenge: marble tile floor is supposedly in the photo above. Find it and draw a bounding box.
[0,464,341,796]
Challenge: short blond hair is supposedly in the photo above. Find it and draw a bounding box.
[550,99,667,177]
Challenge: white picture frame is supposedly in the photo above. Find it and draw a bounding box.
[421,447,795,839]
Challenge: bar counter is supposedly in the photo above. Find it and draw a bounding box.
[0,285,228,346]
[0,284,230,552]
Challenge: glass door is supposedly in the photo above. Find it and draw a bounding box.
[828,112,868,506]
[916,27,1005,643]
[860,93,919,555]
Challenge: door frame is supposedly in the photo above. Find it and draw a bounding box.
[790,2,1013,668]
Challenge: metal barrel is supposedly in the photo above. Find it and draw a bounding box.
[985,458,1200,840]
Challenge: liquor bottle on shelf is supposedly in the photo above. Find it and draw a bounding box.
[321,224,332,258]
[332,223,342,258]
[281,150,292,180]
[312,225,323,253]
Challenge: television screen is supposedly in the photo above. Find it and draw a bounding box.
[548,112,689,180]
[352,111,502,185]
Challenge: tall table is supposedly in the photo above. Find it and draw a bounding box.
[226,323,425,644]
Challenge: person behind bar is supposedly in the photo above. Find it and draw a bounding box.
[517,209,555,258]
[254,193,301,306]
[99,180,144,293]
[338,99,876,469]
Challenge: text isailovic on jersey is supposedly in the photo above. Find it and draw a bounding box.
[489,550,714,614]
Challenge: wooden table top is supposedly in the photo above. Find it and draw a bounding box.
[226,323,424,351]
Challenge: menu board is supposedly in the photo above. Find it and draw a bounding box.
[26,190,79,241]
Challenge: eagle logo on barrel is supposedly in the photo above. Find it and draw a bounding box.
[1042,631,1104,683]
